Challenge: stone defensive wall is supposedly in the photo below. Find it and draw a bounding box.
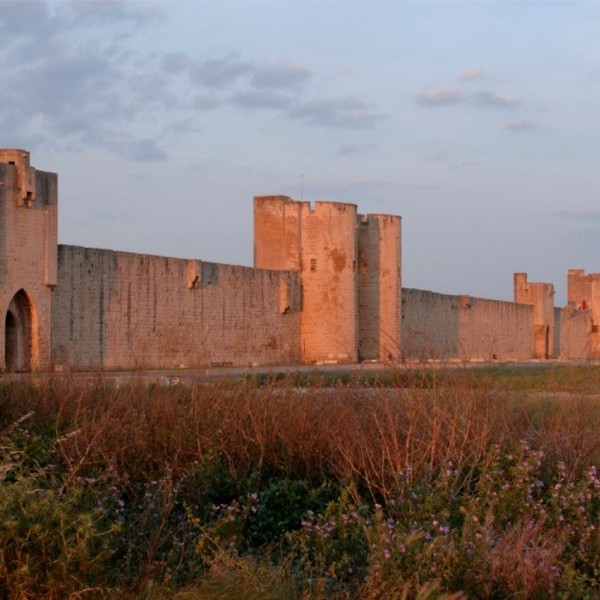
[51,245,301,371]
[3,149,600,373]
[402,288,534,361]
[554,306,592,359]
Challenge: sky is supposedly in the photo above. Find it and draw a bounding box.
[2,0,600,304]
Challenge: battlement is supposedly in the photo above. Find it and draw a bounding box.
[359,213,401,223]
[567,269,600,310]
[303,200,357,214]
[254,193,400,363]
[0,148,31,166]
[0,148,37,207]
[514,273,554,301]
[7,149,600,373]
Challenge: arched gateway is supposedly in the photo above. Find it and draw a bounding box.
[4,290,36,372]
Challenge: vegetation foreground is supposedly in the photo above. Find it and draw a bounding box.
[1,367,600,599]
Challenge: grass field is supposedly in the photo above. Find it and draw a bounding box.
[1,366,600,598]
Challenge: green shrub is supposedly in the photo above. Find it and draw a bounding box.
[0,370,600,597]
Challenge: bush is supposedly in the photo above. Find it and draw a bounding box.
[0,368,599,597]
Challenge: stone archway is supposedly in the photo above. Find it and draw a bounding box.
[5,290,34,372]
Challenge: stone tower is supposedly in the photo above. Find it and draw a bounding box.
[254,195,401,364]
[567,269,600,357]
[0,150,57,371]
[514,272,554,359]
[357,214,402,361]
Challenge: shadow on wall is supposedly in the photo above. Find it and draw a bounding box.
[5,289,36,372]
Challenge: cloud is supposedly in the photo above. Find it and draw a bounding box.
[189,57,252,86]
[0,1,169,158]
[424,150,482,170]
[120,138,167,162]
[165,118,201,136]
[473,91,519,109]
[426,150,449,162]
[250,64,312,89]
[585,68,600,81]
[417,87,465,106]
[64,0,161,28]
[289,98,384,129]
[458,67,484,82]
[337,143,376,155]
[0,2,384,157]
[0,47,123,124]
[0,1,49,34]
[231,90,293,110]
[546,208,600,222]
[503,118,538,132]
[416,86,520,111]
[192,92,223,111]
[163,52,193,75]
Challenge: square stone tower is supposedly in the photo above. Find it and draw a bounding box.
[514,272,554,359]
[254,195,401,364]
[0,150,57,371]
[567,269,600,357]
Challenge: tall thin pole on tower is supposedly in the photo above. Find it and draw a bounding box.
[300,174,304,201]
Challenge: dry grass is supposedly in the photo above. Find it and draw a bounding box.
[3,369,600,497]
[1,367,600,598]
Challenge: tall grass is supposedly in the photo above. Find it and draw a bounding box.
[0,368,599,598]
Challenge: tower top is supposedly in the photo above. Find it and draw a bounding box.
[0,149,30,167]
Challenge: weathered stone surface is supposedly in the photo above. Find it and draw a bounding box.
[402,288,534,361]
[0,150,56,371]
[0,150,598,372]
[254,196,402,364]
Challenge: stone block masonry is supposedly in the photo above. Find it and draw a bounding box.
[254,196,402,364]
[1,149,599,372]
[0,150,57,371]
[402,289,534,361]
[51,246,301,370]
[358,214,402,361]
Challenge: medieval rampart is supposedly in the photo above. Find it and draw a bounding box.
[402,288,534,361]
[51,245,301,370]
[2,150,600,373]
[554,306,592,359]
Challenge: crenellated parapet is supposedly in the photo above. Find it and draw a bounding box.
[0,149,37,207]
[567,269,600,357]
[8,148,600,373]
[254,195,402,364]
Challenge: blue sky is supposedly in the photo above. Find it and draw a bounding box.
[2,1,600,303]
